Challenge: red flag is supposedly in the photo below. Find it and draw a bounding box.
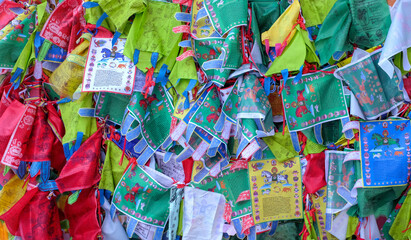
[182,157,193,184]
[0,188,38,236]
[0,1,24,29]
[0,100,26,160]
[1,105,36,169]
[303,152,327,194]
[64,187,101,239]
[40,0,83,50]
[56,128,102,192]
[46,104,66,172]
[0,89,12,117]
[16,191,63,239]
[21,108,55,162]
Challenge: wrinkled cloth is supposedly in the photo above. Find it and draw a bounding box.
[183,187,225,240]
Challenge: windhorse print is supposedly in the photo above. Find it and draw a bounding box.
[334,50,403,120]
[282,66,348,132]
[360,120,411,187]
[82,37,136,95]
[100,47,125,61]
[112,166,173,228]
